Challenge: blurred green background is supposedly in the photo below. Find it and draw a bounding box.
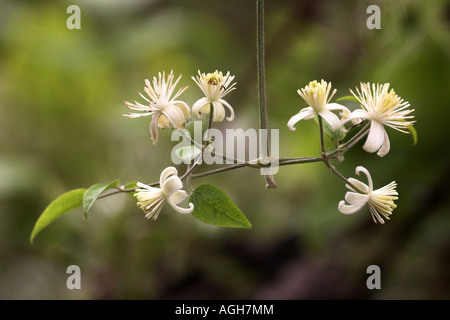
[1,0,449,299]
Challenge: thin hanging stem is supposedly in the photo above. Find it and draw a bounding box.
[257,0,268,138]
[256,0,276,189]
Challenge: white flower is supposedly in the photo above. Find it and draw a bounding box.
[135,167,194,220]
[191,70,236,122]
[338,166,398,224]
[343,82,415,157]
[287,80,350,131]
[124,71,191,145]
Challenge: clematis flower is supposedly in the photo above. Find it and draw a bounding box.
[338,166,398,224]
[135,166,194,220]
[124,71,191,145]
[191,70,236,122]
[343,82,415,157]
[287,80,350,131]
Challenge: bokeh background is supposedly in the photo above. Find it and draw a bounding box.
[1,0,449,300]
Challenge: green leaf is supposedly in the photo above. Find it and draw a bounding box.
[83,180,119,218]
[189,184,252,229]
[409,125,418,145]
[30,188,86,244]
[336,95,359,103]
[175,145,202,163]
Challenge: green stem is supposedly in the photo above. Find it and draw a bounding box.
[318,116,365,193]
[328,122,370,158]
[256,0,276,189]
[318,116,327,156]
[278,156,323,166]
[328,165,363,192]
[190,164,247,179]
[257,0,268,138]
[205,109,214,141]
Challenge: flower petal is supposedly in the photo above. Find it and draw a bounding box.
[363,120,385,154]
[161,175,183,197]
[327,103,351,118]
[167,197,194,214]
[192,97,210,119]
[157,114,170,128]
[167,190,188,205]
[212,100,226,122]
[287,107,315,131]
[341,109,370,127]
[319,109,342,131]
[376,127,391,157]
[219,99,235,121]
[173,100,191,119]
[355,166,373,192]
[345,191,369,206]
[159,166,178,184]
[347,178,370,194]
[162,105,186,129]
[338,200,364,215]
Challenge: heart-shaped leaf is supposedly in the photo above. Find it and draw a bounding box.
[189,184,251,229]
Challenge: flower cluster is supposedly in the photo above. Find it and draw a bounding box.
[287,79,415,224]
[124,70,236,145]
[125,70,236,219]
[125,72,415,225]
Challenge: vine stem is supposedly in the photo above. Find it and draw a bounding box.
[256,0,277,189]
[257,0,268,136]
[98,119,370,199]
